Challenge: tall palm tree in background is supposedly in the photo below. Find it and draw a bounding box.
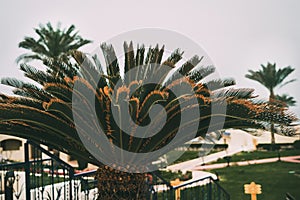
[275,94,297,136]
[16,22,91,65]
[0,41,296,199]
[275,94,297,108]
[14,22,91,168]
[245,62,296,150]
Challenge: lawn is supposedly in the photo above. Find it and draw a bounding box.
[211,149,300,164]
[167,149,223,164]
[169,151,199,164]
[209,162,300,200]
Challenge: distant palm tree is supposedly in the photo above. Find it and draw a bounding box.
[245,62,296,150]
[1,44,296,199]
[14,22,91,168]
[275,94,297,136]
[16,22,91,64]
[275,94,296,107]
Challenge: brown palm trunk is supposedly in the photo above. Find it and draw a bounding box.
[269,89,276,151]
[270,123,276,150]
[95,165,150,200]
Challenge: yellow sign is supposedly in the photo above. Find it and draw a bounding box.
[170,178,183,200]
[244,182,262,200]
[170,178,182,186]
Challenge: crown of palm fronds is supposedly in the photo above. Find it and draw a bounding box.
[0,42,297,165]
[16,22,92,64]
[245,62,296,91]
[275,94,297,107]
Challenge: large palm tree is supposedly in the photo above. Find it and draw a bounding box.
[1,44,296,199]
[16,22,91,64]
[245,62,296,150]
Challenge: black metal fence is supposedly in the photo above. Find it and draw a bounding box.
[0,141,80,200]
[286,192,296,200]
[150,171,174,200]
[178,177,230,200]
[73,170,98,200]
[0,140,230,200]
[0,161,26,200]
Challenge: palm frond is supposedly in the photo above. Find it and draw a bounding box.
[1,41,297,166]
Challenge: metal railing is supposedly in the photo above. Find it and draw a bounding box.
[150,171,175,200]
[0,141,83,200]
[73,170,98,200]
[0,140,230,200]
[150,175,230,200]
[0,161,26,200]
[286,192,296,200]
[178,177,230,200]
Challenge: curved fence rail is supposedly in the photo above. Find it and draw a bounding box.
[176,177,230,200]
[0,141,75,200]
[0,140,230,200]
[286,192,296,200]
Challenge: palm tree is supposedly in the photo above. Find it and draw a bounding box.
[16,22,91,64]
[275,94,297,136]
[275,94,296,107]
[14,22,91,168]
[1,44,296,199]
[245,62,296,150]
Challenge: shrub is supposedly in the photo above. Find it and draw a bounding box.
[293,140,300,149]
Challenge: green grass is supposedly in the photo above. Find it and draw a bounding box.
[167,149,223,164]
[209,162,300,200]
[169,151,199,164]
[156,170,192,182]
[211,149,300,164]
[30,174,67,188]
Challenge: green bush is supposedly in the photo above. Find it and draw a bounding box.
[180,171,192,181]
[257,144,280,151]
[157,170,192,182]
[293,140,300,149]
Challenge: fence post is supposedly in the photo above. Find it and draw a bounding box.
[25,141,31,200]
[208,179,212,200]
[69,167,74,200]
[4,171,15,200]
[286,192,296,200]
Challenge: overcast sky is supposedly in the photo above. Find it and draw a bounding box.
[0,0,299,118]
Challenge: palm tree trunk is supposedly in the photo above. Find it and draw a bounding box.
[270,123,276,151]
[95,165,150,200]
[269,89,276,151]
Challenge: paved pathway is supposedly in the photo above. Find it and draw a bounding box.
[281,155,300,163]
[166,141,300,185]
[167,129,259,173]
[158,129,300,191]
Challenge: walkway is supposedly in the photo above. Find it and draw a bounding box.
[165,129,300,185]
[167,129,259,173]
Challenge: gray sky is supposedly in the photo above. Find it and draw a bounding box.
[0,0,299,118]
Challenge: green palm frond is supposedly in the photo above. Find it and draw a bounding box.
[20,64,66,85]
[245,62,296,91]
[1,42,297,166]
[1,77,52,101]
[204,78,236,91]
[163,48,183,66]
[212,88,255,99]
[100,43,120,87]
[188,65,215,83]
[275,94,297,107]
[17,22,91,64]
